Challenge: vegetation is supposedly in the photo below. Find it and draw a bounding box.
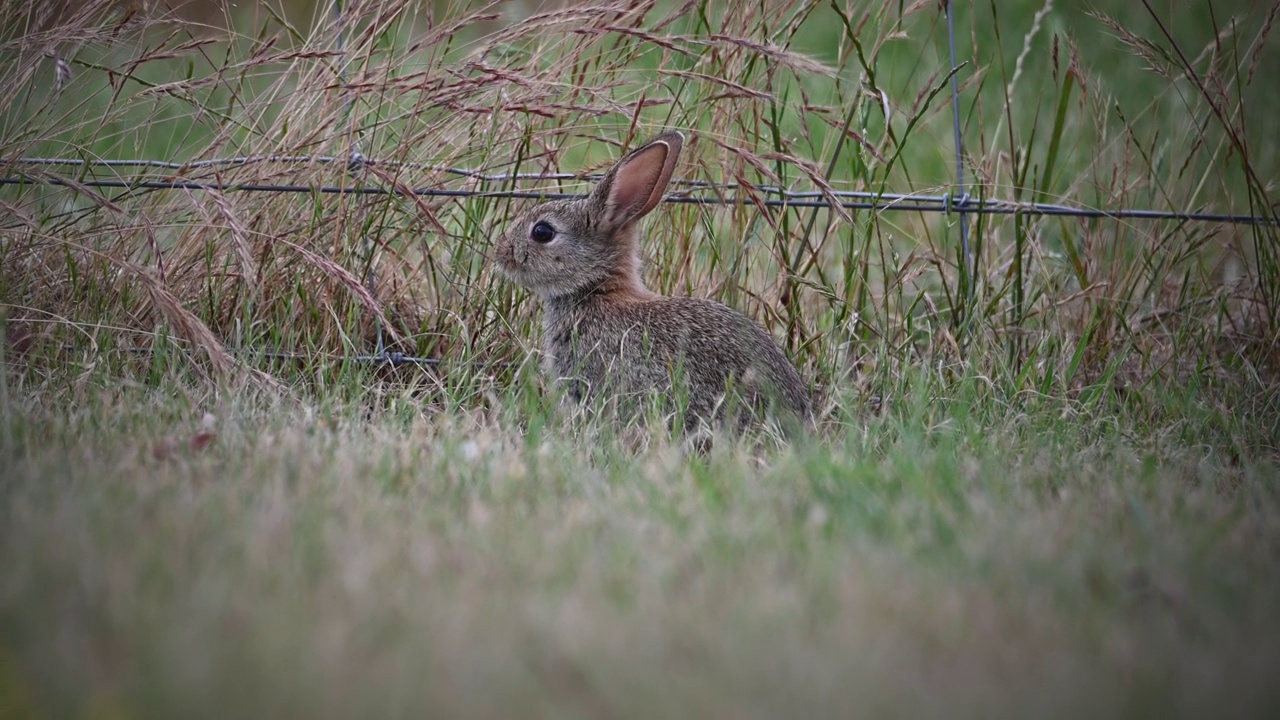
[1,0,1277,716]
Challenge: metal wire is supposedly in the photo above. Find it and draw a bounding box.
[1,167,1276,224]
[6,154,587,181]
[946,0,973,273]
[56,343,521,370]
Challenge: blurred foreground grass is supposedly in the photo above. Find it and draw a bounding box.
[1,365,1278,717]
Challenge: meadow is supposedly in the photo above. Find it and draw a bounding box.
[2,0,1278,716]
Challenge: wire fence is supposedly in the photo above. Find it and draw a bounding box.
[3,1,1277,372]
[3,156,1276,225]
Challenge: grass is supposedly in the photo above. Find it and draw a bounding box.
[2,0,1280,716]
[1,368,1277,717]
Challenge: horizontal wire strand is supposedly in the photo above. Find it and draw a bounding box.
[2,156,1276,225]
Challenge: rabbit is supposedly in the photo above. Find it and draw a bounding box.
[495,131,813,433]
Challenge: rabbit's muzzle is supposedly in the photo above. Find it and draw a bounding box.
[496,237,527,279]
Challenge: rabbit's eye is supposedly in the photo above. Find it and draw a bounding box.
[530,221,556,244]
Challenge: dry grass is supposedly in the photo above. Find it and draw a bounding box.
[1,0,1275,397]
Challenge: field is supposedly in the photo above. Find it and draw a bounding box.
[2,0,1279,716]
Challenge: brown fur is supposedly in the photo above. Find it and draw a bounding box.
[495,131,813,432]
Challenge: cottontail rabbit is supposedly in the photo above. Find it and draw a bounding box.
[496,131,812,431]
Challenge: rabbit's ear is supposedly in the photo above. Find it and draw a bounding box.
[591,131,684,231]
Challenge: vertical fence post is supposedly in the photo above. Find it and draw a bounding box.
[334,0,388,362]
[946,1,972,325]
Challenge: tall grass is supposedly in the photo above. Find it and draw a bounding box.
[1,0,1275,417]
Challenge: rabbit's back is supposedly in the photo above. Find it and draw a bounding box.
[543,295,811,427]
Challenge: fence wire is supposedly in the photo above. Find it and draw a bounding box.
[2,157,1276,225]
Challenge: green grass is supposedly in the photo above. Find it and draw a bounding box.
[2,0,1279,715]
[1,367,1277,717]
